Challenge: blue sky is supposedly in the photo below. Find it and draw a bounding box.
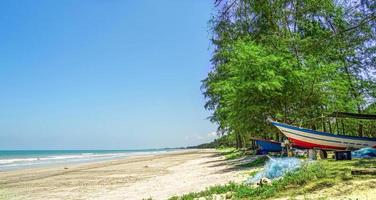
[0,0,217,150]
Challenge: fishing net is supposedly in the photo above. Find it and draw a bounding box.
[352,148,376,158]
[246,157,302,184]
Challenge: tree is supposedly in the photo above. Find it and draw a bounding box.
[203,0,376,147]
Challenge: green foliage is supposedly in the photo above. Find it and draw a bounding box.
[169,158,376,200]
[168,183,238,200]
[169,162,326,200]
[247,169,261,177]
[218,147,245,160]
[203,0,376,147]
[224,151,244,160]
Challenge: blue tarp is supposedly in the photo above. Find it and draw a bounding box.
[246,157,302,184]
[352,148,376,158]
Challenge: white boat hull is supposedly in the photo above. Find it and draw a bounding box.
[271,121,376,150]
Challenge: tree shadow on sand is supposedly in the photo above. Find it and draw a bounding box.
[207,155,263,174]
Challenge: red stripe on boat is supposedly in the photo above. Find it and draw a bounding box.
[288,138,346,150]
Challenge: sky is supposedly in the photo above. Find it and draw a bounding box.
[0,0,218,150]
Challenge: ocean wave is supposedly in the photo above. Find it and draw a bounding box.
[0,149,173,171]
[0,158,39,164]
[0,153,127,168]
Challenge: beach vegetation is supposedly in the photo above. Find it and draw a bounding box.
[168,158,376,200]
[218,147,246,160]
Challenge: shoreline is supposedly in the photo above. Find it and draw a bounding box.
[0,149,185,173]
[0,149,247,200]
[0,149,181,172]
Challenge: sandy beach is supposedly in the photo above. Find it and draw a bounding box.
[0,149,247,200]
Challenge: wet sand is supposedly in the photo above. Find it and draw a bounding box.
[0,149,247,200]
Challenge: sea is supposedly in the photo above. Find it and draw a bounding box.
[0,149,175,171]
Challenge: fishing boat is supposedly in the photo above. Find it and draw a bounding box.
[270,120,376,150]
[254,139,282,154]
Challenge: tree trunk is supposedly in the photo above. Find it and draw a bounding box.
[328,120,332,133]
[358,123,363,137]
[341,120,345,134]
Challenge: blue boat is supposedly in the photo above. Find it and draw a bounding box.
[254,139,282,154]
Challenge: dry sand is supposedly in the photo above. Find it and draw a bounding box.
[0,149,247,200]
